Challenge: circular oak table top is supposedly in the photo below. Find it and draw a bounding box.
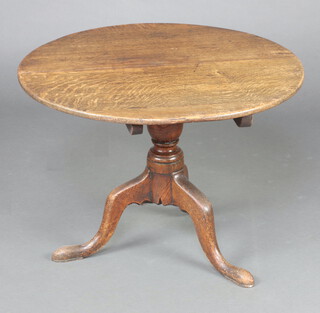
[18,23,304,125]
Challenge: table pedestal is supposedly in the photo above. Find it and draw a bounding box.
[52,123,254,287]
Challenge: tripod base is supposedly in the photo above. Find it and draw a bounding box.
[52,124,254,288]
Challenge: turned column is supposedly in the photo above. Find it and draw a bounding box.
[146,124,187,205]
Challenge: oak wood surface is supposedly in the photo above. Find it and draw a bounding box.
[18,23,303,125]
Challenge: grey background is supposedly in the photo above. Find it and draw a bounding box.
[1,0,319,312]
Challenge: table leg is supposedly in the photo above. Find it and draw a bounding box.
[51,169,151,262]
[172,173,254,288]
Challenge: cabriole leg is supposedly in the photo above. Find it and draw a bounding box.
[172,173,254,288]
[52,169,151,262]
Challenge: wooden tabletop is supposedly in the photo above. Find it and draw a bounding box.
[18,23,304,125]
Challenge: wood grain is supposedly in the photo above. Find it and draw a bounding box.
[18,23,304,125]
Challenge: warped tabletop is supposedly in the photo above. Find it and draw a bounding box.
[18,23,304,125]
